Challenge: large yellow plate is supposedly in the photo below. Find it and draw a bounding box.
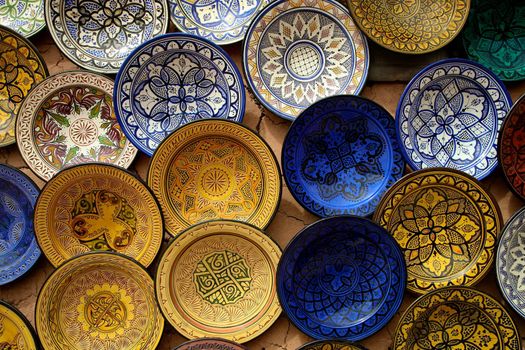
[148,119,281,236]
[0,301,37,349]
[156,220,282,343]
[34,163,163,267]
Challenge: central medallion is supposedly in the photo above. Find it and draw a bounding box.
[197,164,235,200]
[285,40,324,81]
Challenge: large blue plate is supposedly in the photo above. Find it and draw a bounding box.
[396,58,512,180]
[277,216,406,341]
[114,33,246,156]
[0,164,40,284]
[282,95,404,217]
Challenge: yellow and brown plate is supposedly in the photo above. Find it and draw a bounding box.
[347,0,470,54]
[34,163,163,267]
[373,168,502,294]
[36,252,164,350]
[298,340,367,350]
[0,301,38,349]
[148,119,281,236]
[393,287,520,349]
[156,220,282,343]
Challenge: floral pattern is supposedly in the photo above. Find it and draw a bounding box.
[0,0,45,37]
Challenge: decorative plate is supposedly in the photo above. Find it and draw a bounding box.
[298,340,367,350]
[174,338,247,350]
[16,71,138,181]
[0,25,47,147]
[36,252,164,350]
[243,0,369,121]
[282,95,404,217]
[0,0,45,37]
[0,301,38,349]
[499,93,525,200]
[277,216,406,341]
[33,163,163,268]
[393,287,521,350]
[114,33,245,156]
[463,0,525,81]
[347,0,470,54]
[45,0,168,73]
[156,220,281,343]
[0,164,40,285]
[373,168,502,294]
[396,58,512,179]
[169,0,270,44]
[148,119,280,236]
[497,206,525,319]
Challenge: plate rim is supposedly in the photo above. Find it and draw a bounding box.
[0,299,40,348]
[172,337,248,350]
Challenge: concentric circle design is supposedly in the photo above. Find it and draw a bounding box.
[277,216,406,341]
[285,41,324,81]
[0,301,38,349]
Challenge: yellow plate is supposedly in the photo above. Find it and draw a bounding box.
[373,168,501,294]
[34,163,163,267]
[36,252,164,350]
[0,301,37,349]
[347,0,470,54]
[148,119,281,236]
[156,220,282,343]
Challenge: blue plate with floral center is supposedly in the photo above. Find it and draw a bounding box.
[396,58,512,180]
[0,164,40,285]
[282,95,405,217]
[114,33,245,156]
[277,216,406,341]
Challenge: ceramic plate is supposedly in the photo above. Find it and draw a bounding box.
[34,163,163,268]
[243,0,369,121]
[0,0,45,37]
[298,340,367,350]
[396,58,512,179]
[115,33,245,156]
[277,216,406,341]
[36,252,164,350]
[283,95,404,217]
[148,119,280,236]
[393,287,520,349]
[0,164,40,285]
[45,0,168,73]
[174,338,247,350]
[0,301,38,349]
[373,168,502,294]
[16,71,138,181]
[169,0,270,44]
[499,93,525,200]
[463,0,525,81]
[0,25,47,147]
[156,220,281,343]
[347,0,470,54]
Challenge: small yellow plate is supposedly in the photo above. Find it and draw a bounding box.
[156,220,282,343]
[36,252,164,350]
[148,119,281,236]
[373,168,502,294]
[34,163,163,267]
[0,301,38,349]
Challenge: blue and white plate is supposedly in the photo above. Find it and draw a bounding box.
[115,33,246,156]
[277,216,406,341]
[396,58,512,180]
[282,95,404,217]
[0,164,40,285]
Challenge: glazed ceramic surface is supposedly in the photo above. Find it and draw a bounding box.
[0,301,38,349]
[277,216,406,341]
[156,220,281,343]
[463,0,525,81]
[499,93,525,200]
[36,252,164,350]
[393,287,520,349]
[16,71,137,181]
[148,119,280,236]
[397,58,512,179]
[33,164,163,268]
[0,165,40,285]
[115,33,245,156]
[282,95,404,217]
[0,0,45,37]
[169,0,270,44]
[298,340,367,350]
[45,0,168,73]
[347,0,470,54]
[374,168,502,294]
[0,25,47,147]
[243,0,369,120]
[174,338,247,350]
